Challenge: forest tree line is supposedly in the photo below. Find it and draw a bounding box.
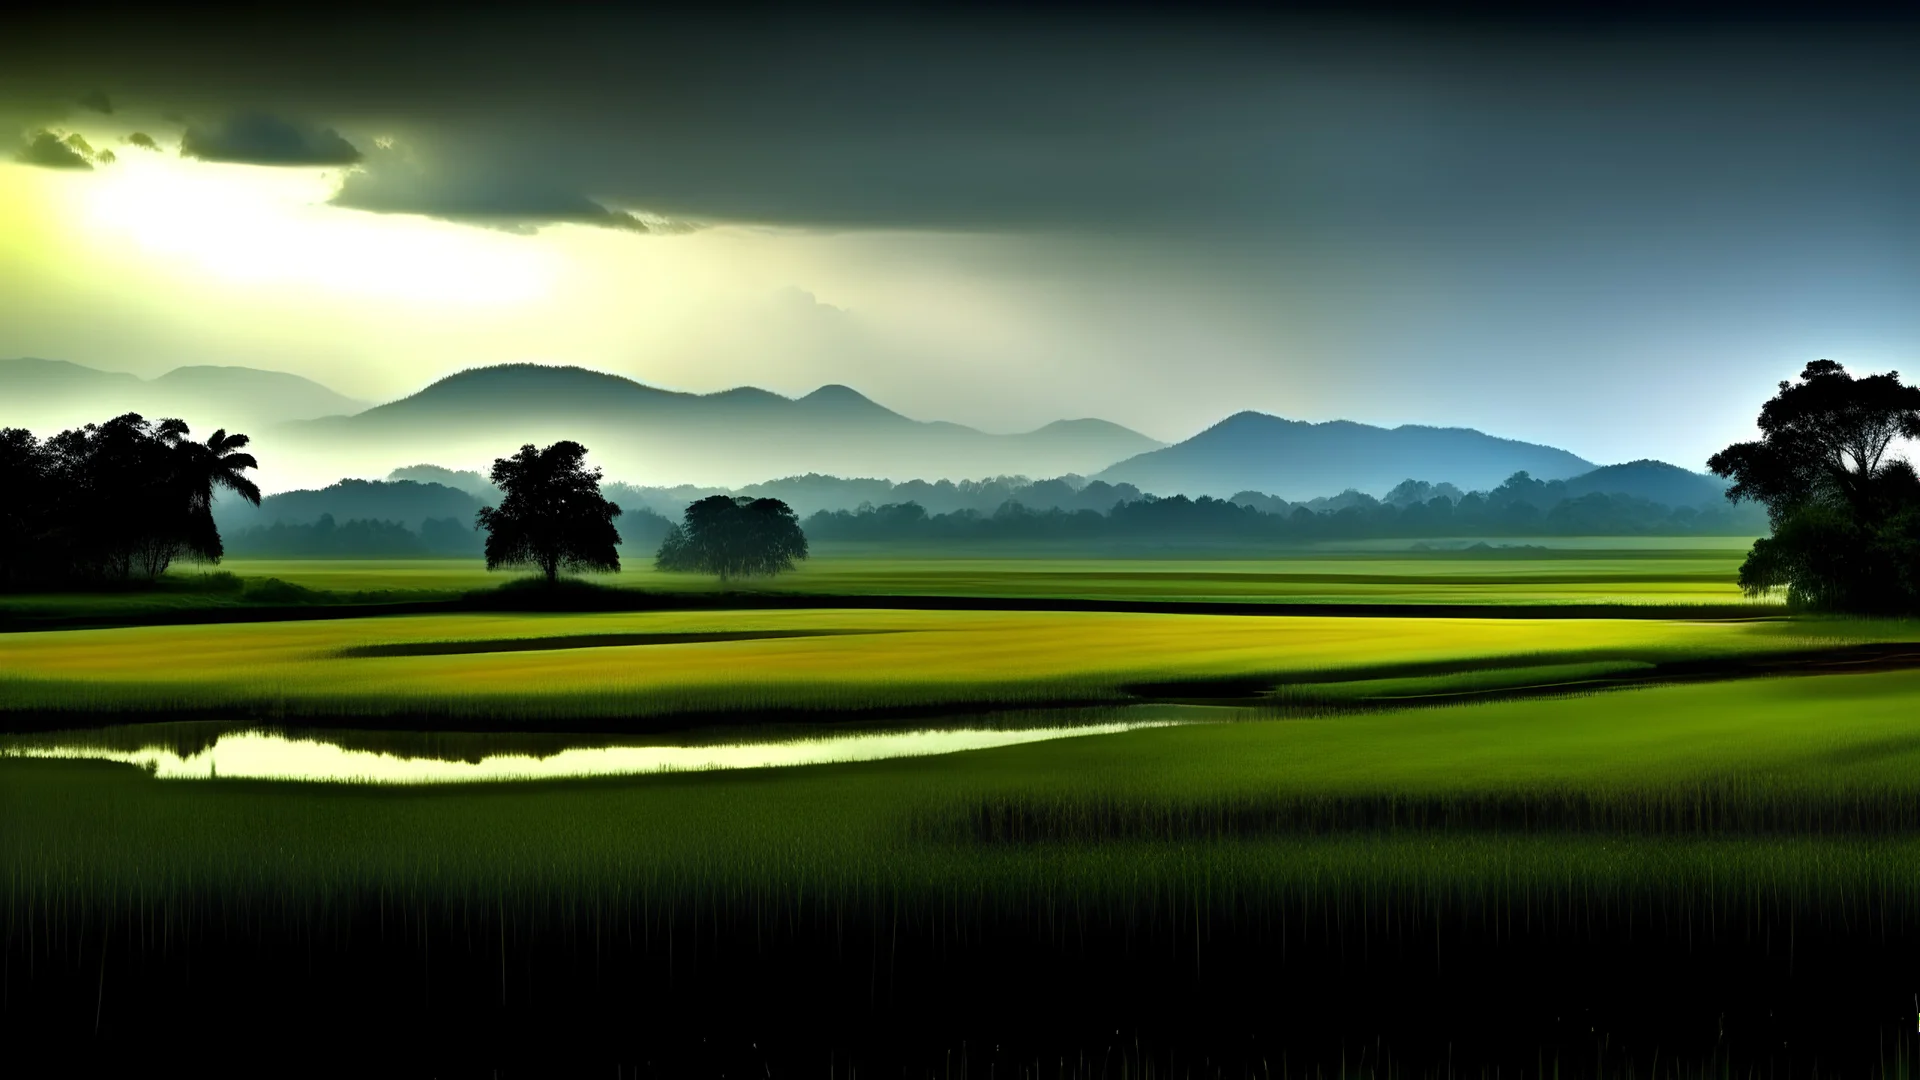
[1,413,260,588]
[806,475,1764,545]
[207,465,1763,560]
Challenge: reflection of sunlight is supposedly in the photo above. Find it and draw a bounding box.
[4,722,1179,785]
[68,153,555,306]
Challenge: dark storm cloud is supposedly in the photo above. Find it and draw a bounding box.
[124,132,159,151]
[5,5,1920,235]
[330,147,688,234]
[77,90,112,114]
[179,113,361,166]
[15,129,92,169]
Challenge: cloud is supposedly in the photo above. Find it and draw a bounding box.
[5,8,1920,238]
[14,129,92,169]
[330,145,690,235]
[180,113,361,166]
[124,131,160,151]
[78,90,112,114]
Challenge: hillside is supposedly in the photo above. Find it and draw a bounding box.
[271,364,1165,489]
[1561,459,1730,508]
[1096,412,1595,500]
[0,357,366,434]
[213,479,485,533]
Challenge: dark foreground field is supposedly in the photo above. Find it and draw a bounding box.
[12,670,1920,1076]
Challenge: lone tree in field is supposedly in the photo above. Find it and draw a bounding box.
[655,495,808,581]
[475,441,623,587]
[1708,359,1920,612]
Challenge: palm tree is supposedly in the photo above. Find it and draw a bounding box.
[159,419,261,562]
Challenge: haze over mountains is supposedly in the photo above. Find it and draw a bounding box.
[274,365,1163,490]
[2,358,1731,506]
[1097,412,1597,501]
[0,358,368,434]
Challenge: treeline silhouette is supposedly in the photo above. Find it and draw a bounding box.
[603,462,1735,523]
[806,473,1764,546]
[1,413,259,589]
[225,515,484,558]
[606,475,1146,520]
[223,510,677,558]
[201,468,1761,560]
[213,479,676,558]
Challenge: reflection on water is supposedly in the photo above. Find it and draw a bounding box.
[0,708,1219,785]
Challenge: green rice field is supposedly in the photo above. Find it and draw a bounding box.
[4,545,1919,1073]
[229,544,1767,605]
[0,540,1773,626]
[0,605,1897,724]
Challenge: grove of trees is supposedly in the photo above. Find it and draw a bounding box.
[475,440,624,586]
[225,514,484,558]
[1,413,260,589]
[655,495,810,580]
[1710,359,1920,612]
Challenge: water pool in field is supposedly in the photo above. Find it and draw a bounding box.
[0,707,1225,784]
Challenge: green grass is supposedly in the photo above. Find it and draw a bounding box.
[2,606,1901,724]
[11,668,1920,915]
[216,547,1764,606]
[0,543,1772,624]
[5,610,1918,1068]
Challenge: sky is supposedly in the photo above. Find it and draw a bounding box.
[4,2,1920,471]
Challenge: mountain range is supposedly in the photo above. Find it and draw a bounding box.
[1,358,1731,503]
[1096,412,1598,500]
[270,364,1164,490]
[0,357,368,433]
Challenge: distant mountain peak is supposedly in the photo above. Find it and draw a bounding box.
[2,356,144,383]
[705,386,788,404]
[1099,411,1595,500]
[424,363,648,390]
[801,383,879,405]
[1,356,364,430]
[1025,418,1168,446]
[1209,411,1303,431]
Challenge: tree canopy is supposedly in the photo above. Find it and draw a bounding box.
[655,495,809,580]
[1708,359,1920,612]
[0,413,260,589]
[475,441,624,586]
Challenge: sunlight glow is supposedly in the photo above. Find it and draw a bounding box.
[67,153,557,307]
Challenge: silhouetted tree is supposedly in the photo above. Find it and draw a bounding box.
[656,495,808,581]
[0,413,260,587]
[476,441,623,586]
[159,420,262,562]
[1709,359,1920,611]
[0,428,51,588]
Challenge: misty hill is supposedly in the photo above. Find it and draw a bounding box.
[0,357,367,433]
[148,366,366,423]
[214,479,485,534]
[387,464,500,501]
[271,364,1164,489]
[1560,460,1729,508]
[213,476,680,557]
[1095,412,1595,500]
[603,473,1148,520]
